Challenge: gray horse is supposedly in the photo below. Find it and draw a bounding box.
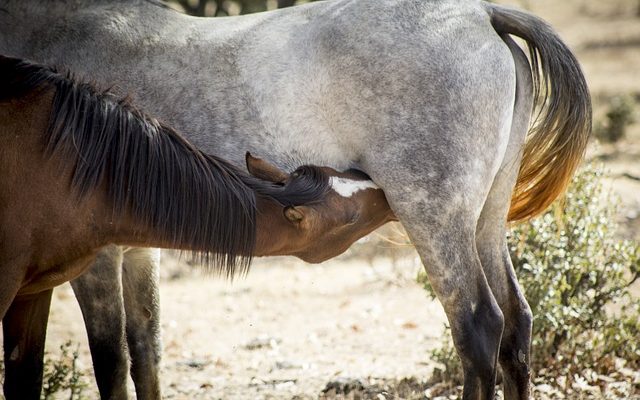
[0,0,591,399]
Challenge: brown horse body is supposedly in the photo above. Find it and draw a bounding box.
[0,55,395,398]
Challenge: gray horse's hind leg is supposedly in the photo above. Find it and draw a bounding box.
[475,36,534,400]
[122,248,162,400]
[397,201,505,400]
[362,41,518,400]
[433,227,504,400]
[368,145,509,399]
[71,245,129,400]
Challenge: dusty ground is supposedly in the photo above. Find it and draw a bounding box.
[46,253,447,399]
[18,0,640,399]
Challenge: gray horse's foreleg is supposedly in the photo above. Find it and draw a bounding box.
[2,289,53,400]
[122,248,162,400]
[71,245,129,400]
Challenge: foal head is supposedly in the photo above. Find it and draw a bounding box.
[248,154,397,263]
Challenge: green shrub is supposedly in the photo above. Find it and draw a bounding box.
[421,164,640,395]
[595,95,636,143]
[0,341,88,399]
[41,341,88,400]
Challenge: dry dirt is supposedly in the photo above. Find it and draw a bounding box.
[46,254,447,399]
[28,0,640,399]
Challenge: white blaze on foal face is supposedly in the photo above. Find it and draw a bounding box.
[329,177,380,197]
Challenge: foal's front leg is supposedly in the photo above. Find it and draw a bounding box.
[2,289,53,400]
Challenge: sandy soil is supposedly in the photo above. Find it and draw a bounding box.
[45,254,448,399]
[12,0,640,399]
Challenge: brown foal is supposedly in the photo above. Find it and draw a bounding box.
[0,55,395,398]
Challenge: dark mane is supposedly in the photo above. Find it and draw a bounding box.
[0,55,329,276]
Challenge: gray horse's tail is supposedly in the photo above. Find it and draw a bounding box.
[484,3,592,222]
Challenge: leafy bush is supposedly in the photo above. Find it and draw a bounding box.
[595,95,636,143]
[0,341,88,399]
[41,341,88,400]
[421,164,640,395]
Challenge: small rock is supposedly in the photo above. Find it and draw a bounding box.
[597,374,615,383]
[249,377,266,386]
[274,360,304,370]
[274,380,296,390]
[243,335,282,350]
[535,384,555,394]
[401,321,418,329]
[321,377,368,395]
[179,359,210,369]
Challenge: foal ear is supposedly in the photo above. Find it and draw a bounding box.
[246,152,289,184]
[284,206,305,223]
